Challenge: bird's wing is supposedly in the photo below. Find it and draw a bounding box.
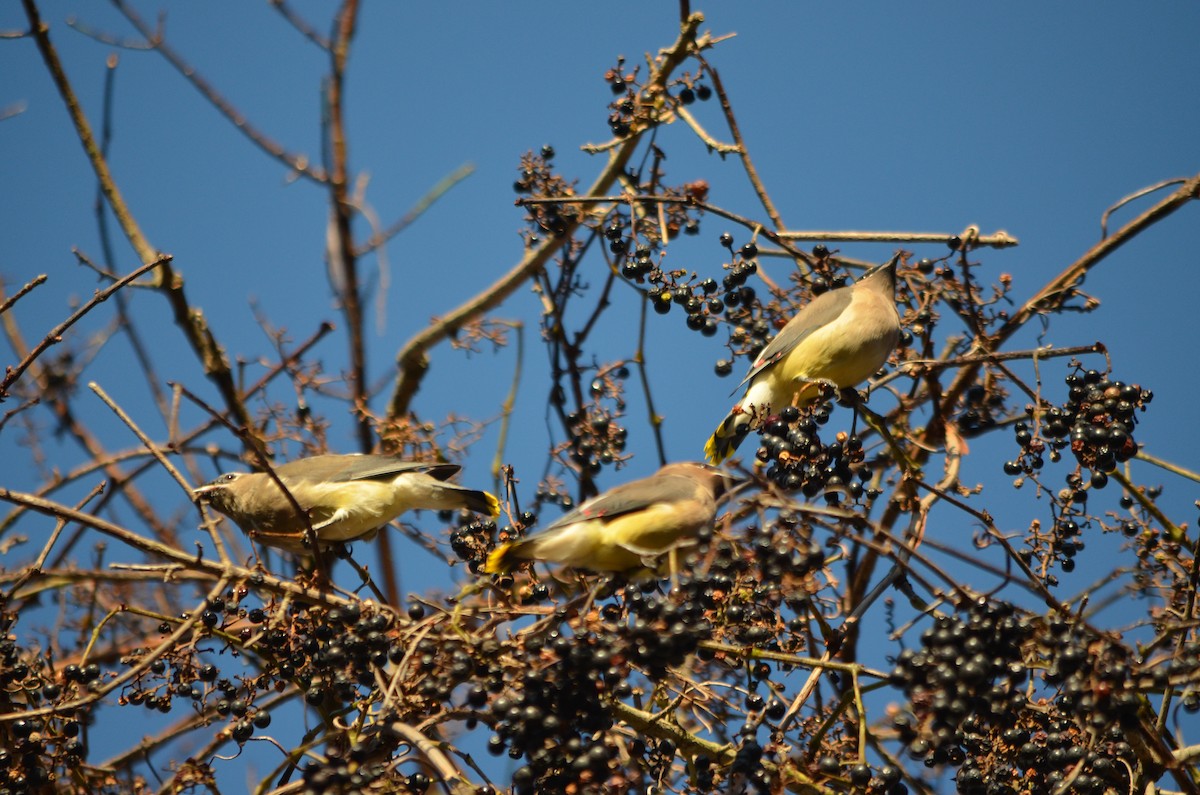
[734,288,853,390]
[542,474,702,532]
[275,455,460,484]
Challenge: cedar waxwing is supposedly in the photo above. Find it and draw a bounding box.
[484,462,731,574]
[705,254,902,464]
[193,453,500,552]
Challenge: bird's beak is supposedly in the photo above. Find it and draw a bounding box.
[865,252,902,278]
[191,483,219,501]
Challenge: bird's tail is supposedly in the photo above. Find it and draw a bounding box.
[484,540,525,574]
[705,409,750,465]
[459,488,501,518]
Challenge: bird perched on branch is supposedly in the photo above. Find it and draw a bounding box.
[705,253,902,464]
[194,453,499,552]
[485,462,732,574]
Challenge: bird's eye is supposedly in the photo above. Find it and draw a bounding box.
[222,473,239,483]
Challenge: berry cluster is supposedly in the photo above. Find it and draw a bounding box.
[450,516,499,574]
[891,602,1166,793]
[484,579,716,793]
[814,755,905,794]
[512,146,579,242]
[300,753,391,794]
[478,511,850,793]
[952,711,1135,794]
[604,59,712,138]
[710,233,774,365]
[118,597,395,749]
[753,405,883,504]
[1040,621,1143,731]
[606,184,707,257]
[954,384,1003,437]
[546,364,632,483]
[614,231,771,359]
[605,58,640,138]
[0,615,104,793]
[646,276,721,338]
[890,599,1035,763]
[743,519,827,604]
[564,399,630,474]
[1006,368,1151,488]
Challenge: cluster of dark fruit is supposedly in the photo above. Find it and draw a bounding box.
[1039,620,1143,733]
[604,60,712,137]
[300,754,391,795]
[743,519,827,607]
[685,523,827,663]
[297,724,446,795]
[645,271,724,337]
[605,188,707,259]
[0,712,88,794]
[485,574,719,791]
[451,511,538,580]
[123,658,270,745]
[951,711,1135,794]
[512,146,578,240]
[448,487,560,577]
[1006,369,1151,488]
[450,517,499,574]
[814,756,905,794]
[564,399,630,474]
[125,599,402,738]
[112,594,290,745]
[0,619,98,793]
[754,405,882,504]
[617,232,764,349]
[1026,508,1090,577]
[890,599,1035,764]
[532,479,576,513]
[954,385,1004,437]
[604,59,641,137]
[709,234,771,357]
[479,520,848,793]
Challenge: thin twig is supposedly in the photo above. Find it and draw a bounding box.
[1134,449,1200,485]
[0,274,47,316]
[109,0,327,181]
[777,228,1019,248]
[1100,177,1189,238]
[632,294,668,466]
[697,56,785,233]
[490,321,523,489]
[0,576,231,723]
[355,162,476,256]
[0,256,166,400]
[269,0,331,49]
[89,382,230,561]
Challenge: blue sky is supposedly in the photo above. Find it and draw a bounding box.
[3,0,1199,785]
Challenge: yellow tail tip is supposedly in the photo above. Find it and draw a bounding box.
[704,432,727,465]
[485,491,501,518]
[484,542,514,575]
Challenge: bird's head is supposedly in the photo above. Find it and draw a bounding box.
[192,472,250,515]
[662,462,744,500]
[864,253,902,284]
